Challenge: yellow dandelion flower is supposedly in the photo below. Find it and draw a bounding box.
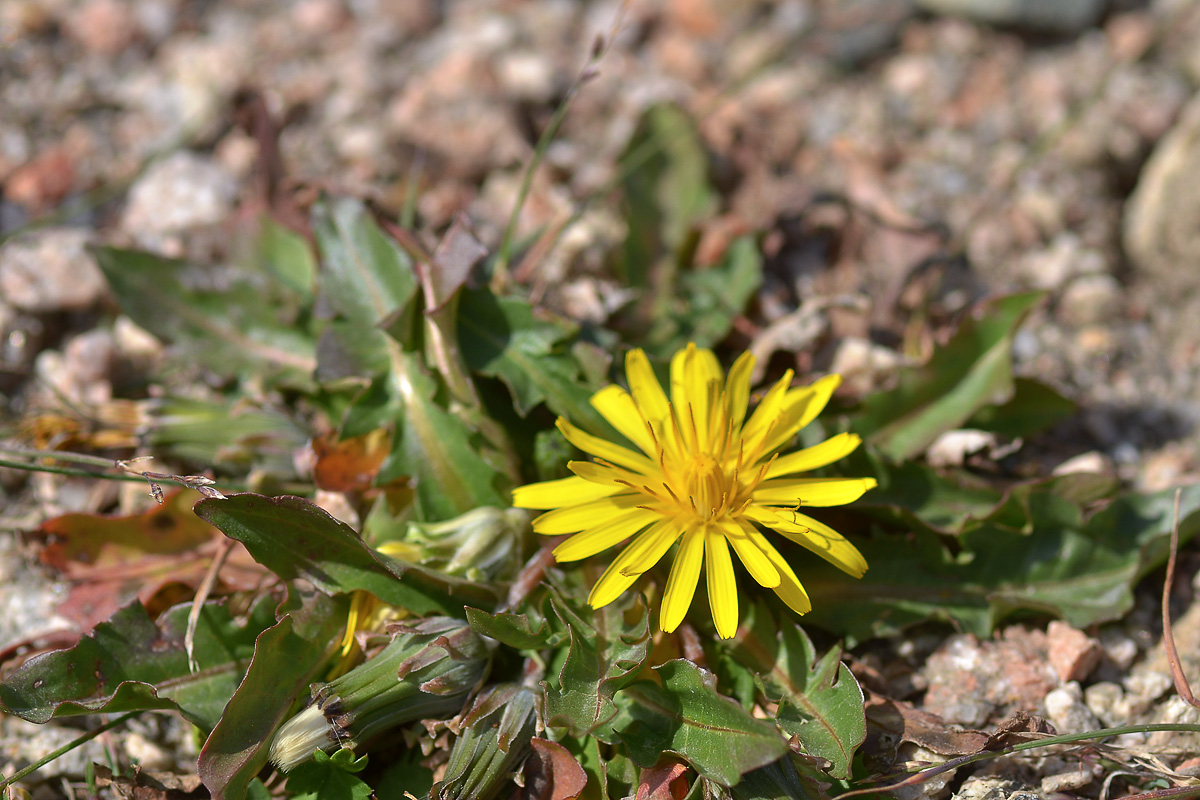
[512,343,876,639]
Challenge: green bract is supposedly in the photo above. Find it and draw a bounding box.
[270,618,490,771]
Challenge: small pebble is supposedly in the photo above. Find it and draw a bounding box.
[0,228,107,313]
[1044,682,1101,734]
[1084,681,1124,726]
[121,151,237,250]
[1046,620,1102,682]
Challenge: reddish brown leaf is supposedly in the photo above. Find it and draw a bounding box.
[864,692,990,757]
[94,764,206,800]
[35,490,266,630]
[635,761,690,800]
[311,428,390,492]
[519,738,588,800]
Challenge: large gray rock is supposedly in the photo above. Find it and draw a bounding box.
[1124,91,1200,293]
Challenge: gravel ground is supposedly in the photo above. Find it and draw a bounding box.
[3,0,1200,797]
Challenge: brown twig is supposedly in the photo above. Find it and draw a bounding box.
[1162,488,1197,709]
[186,537,236,673]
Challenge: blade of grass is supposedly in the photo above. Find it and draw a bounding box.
[0,711,140,791]
[491,0,630,291]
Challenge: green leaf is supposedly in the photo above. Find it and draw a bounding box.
[617,104,718,289]
[285,749,373,800]
[464,607,555,650]
[375,747,435,800]
[965,377,1076,439]
[615,659,787,787]
[729,755,827,800]
[370,351,510,519]
[91,246,316,383]
[646,235,763,356]
[313,197,419,328]
[801,483,1200,641]
[544,592,651,741]
[0,596,276,730]
[253,215,316,300]
[198,588,349,800]
[758,626,864,780]
[194,493,499,615]
[852,292,1045,461]
[145,396,309,476]
[571,736,636,800]
[458,288,609,435]
[855,451,1006,535]
[316,321,390,383]
[712,602,776,713]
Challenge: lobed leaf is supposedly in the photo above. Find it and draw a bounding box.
[366,351,511,520]
[615,659,787,788]
[0,596,276,730]
[284,749,373,800]
[543,592,651,741]
[758,626,865,780]
[617,103,718,290]
[647,235,763,356]
[458,288,609,435]
[465,607,555,650]
[965,377,1076,439]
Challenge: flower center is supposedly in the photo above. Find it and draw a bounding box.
[682,451,728,521]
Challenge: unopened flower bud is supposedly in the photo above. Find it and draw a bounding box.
[402,506,530,581]
[270,617,490,771]
[430,683,539,800]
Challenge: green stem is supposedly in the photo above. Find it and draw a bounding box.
[491,90,580,292]
[491,2,629,291]
[0,711,140,791]
[0,457,145,483]
[0,446,123,468]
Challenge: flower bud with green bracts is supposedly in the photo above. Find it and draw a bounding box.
[429,683,539,800]
[269,617,491,772]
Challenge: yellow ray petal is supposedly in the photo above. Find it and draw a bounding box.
[531,494,644,535]
[589,520,676,607]
[626,348,670,424]
[718,519,780,588]
[557,418,657,474]
[766,432,863,479]
[752,477,877,507]
[512,475,622,509]
[724,351,754,433]
[553,507,659,561]
[569,460,653,494]
[740,370,794,456]
[761,374,841,454]
[660,526,704,633]
[705,529,738,639]
[618,518,684,577]
[590,385,655,455]
[749,507,868,577]
[762,544,812,615]
[588,556,641,609]
[670,344,722,451]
